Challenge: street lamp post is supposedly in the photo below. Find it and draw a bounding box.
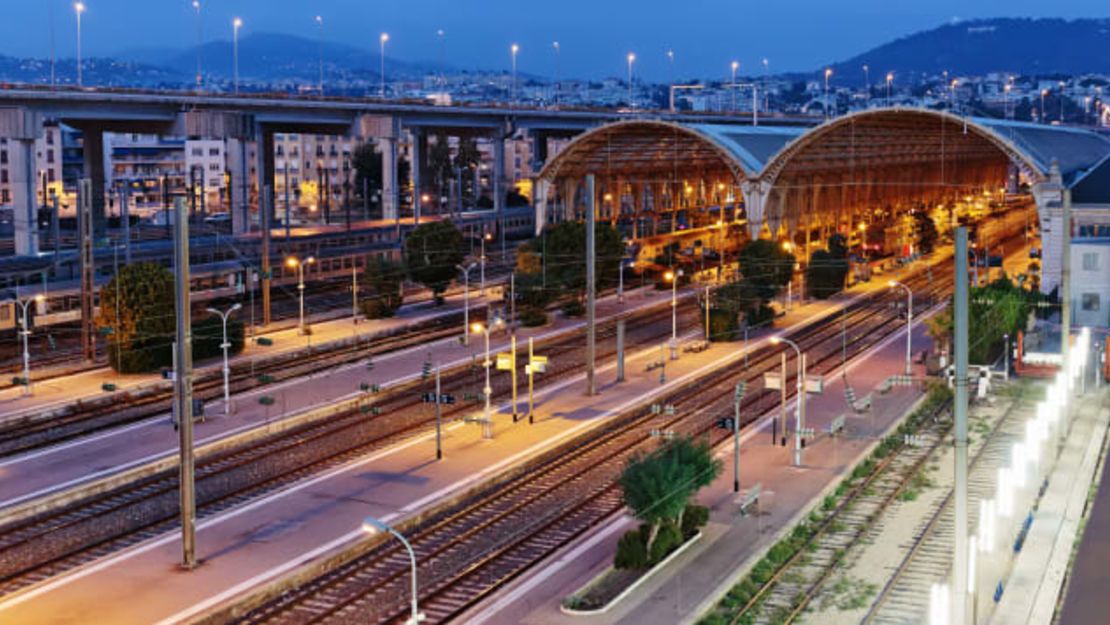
[361,517,425,625]
[480,231,491,295]
[1041,89,1047,123]
[823,68,832,119]
[886,71,893,106]
[473,318,504,438]
[315,15,324,95]
[286,256,314,335]
[664,269,683,359]
[232,17,242,93]
[771,336,805,466]
[510,43,520,104]
[457,262,476,345]
[731,60,739,111]
[889,280,913,376]
[552,41,560,106]
[627,53,636,109]
[863,64,870,104]
[74,2,86,87]
[16,295,45,396]
[192,1,202,89]
[380,33,389,98]
[206,303,242,415]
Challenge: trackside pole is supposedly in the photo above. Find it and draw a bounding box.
[435,367,443,460]
[616,320,626,382]
[954,227,970,625]
[780,352,787,446]
[174,196,197,569]
[585,174,597,396]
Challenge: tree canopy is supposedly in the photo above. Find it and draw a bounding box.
[404,220,465,303]
[97,262,175,373]
[515,221,625,305]
[927,276,1032,364]
[360,257,406,318]
[806,233,850,300]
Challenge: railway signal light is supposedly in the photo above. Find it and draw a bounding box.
[717,417,736,430]
[422,361,432,380]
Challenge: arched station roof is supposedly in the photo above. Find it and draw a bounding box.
[538,108,1110,189]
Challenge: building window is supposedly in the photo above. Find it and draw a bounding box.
[1081,252,1100,271]
[0,151,6,164]
[1081,293,1101,311]
[48,169,55,182]
[47,149,54,164]
[209,148,220,156]
[1,189,8,203]
[46,131,54,146]
[191,148,203,156]
[1,170,7,183]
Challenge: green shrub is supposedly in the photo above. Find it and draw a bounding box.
[360,298,396,319]
[751,559,774,585]
[560,298,585,317]
[614,529,649,569]
[519,306,548,327]
[193,314,245,362]
[682,504,710,537]
[649,522,683,564]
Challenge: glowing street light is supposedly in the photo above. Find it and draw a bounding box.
[16,294,45,396]
[379,33,390,98]
[456,262,476,345]
[730,60,739,110]
[823,68,832,119]
[205,303,242,415]
[510,43,520,104]
[886,71,894,106]
[627,52,636,109]
[472,317,505,437]
[192,1,202,89]
[771,335,806,466]
[74,2,86,87]
[315,15,324,95]
[552,41,561,106]
[888,280,913,375]
[664,268,682,359]
[361,517,425,625]
[286,255,315,334]
[232,17,243,93]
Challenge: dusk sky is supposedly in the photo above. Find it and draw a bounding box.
[5,0,1108,80]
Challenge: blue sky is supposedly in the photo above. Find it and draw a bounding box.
[6,1,1108,79]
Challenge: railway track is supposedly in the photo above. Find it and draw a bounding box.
[731,396,951,625]
[228,264,954,625]
[862,386,1030,624]
[0,301,697,596]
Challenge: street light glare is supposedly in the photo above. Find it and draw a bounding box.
[511,43,520,54]
[286,257,299,267]
[471,322,485,334]
[770,336,782,345]
[731,60,739,72]
[233,17,242,28]
[74,2,86,13]
[380,32,390,43]
[663,270,675,281]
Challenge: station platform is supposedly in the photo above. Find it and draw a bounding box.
[0,264,923,625]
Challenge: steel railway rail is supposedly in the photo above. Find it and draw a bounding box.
[861,386,1030,624]
[0,302,697,596]
[229,265,954,625]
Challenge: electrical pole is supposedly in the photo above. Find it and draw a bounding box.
[1061,189,1072,403]
[435,366,443,460]
[585,174,597,396]
[174,196,197,569]
[262,184,272,327]
[953,227,970,625]
[78,179,95,363]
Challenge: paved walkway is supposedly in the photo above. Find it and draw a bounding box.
[463,311,940,625]
[0,286,493,420]
[0,286,670,510]
[1028,388,1110,625]
[0,282,881,625]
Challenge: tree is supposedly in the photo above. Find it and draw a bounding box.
[351,142,383,215]
[806,234,850,300]
[360,257,406,318]
[926,276,1032,364]
[427,134,454,205]
[404,220,465,304]
[518,221,624,301]
[455,137,482,209]
[737,239,794,302]
[98,262,175,373]
[913,210,939,254]
[618,435,720,556]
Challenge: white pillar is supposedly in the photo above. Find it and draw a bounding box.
[534,178,550,236]
[11,138,40,256]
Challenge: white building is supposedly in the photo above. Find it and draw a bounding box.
[1072,238,1110,328]
[0,123,63,206]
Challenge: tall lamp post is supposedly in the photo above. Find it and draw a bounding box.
[361,517,425,625]
[315,15,324,95]
[480,231,491,295]
[664,269,683,359]
[192,1,202,89]
[730,60,739,111]
[206,303,241,415]
[862,64,870,103]
[379,33,389,98]
[510,43,520,104]
[885,71,893,106]
[889,280,913,376]
[552,41,560,106]
[232,17,242,93]
[74,2,86,87]
[457,262,476,345]
[771,336,805,466]
[16,294,45,396]
[287,255,315,335]
[627,52,636,109]
[473,318,504,437]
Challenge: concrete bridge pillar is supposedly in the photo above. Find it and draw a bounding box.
[1,107,42,255]
[80,127,108,238]
[410,128,425,223]
[741,178,768,239]
[533,177,550,235]
[1033,162,1065,295]
[492,135,505,254]
[227,137,251,234]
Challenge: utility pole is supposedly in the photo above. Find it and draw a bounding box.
[1061,190,1072,404]
[616,320,626,383]
[173,196,197,569]
[352,266,359,324]
[527,337,535,423]
[510,333,519,420]
[779,352,787,446]
[953,227,970,625]
[120,185,131,264]
[435,366,443,460]
[261,184,272,327]
[78,179,95,363]
[585,174,597,396]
